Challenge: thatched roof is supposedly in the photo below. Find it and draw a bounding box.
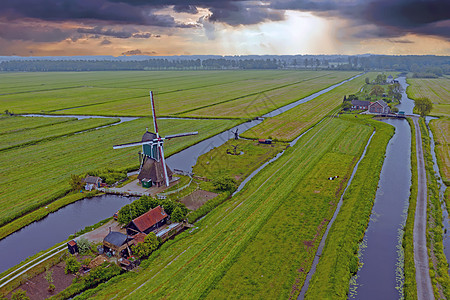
[137,156,173,184]
[142,131,157,142]
[83,176,101,184]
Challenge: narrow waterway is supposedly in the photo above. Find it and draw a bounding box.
[348,76,413,299]
[0,73,362,274]
[348,118,411,299]
[0,195,137,273]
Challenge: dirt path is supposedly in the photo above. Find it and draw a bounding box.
[412,116,434,300]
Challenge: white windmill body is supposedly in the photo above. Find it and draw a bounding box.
[113,91,198,187]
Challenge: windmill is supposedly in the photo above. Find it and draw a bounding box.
[113,91,198,187]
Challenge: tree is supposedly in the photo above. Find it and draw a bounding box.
[131,232,160,258]
[212,176,237,192]
[342,102,352,111]
[65,256,81,274]
[69,174,83,191]
[171,206,185,222]
[365,77,370,84]
[370,85,384,97]
[414,97,433,117]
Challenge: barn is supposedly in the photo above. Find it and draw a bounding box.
[127,206,169,236]
[103,231,132,257]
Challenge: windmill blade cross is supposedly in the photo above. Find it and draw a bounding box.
[113,140,155,149]
[158,142,170,186]
[150,91,159,137]
[165,131,198,139]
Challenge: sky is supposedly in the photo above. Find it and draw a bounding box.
[0,0,449,56]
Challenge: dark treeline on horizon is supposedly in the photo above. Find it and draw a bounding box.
[1,55,449,77]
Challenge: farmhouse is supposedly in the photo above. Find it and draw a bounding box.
[127,206,169,236]
[103,231,132,257]
[368,100,391,114]
[83,175,102,191]
[387,75,394,84]
[350,100,370,110]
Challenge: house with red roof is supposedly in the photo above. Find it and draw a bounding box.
[126,206,169,236]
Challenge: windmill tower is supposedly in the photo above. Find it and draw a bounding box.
[113,91,198,187]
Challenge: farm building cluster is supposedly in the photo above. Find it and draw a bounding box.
[67,205,186,270]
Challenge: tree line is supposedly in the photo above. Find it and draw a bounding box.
[1,55,449,75]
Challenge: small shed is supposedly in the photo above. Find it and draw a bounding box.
[83,176,102,191]
[142,178,152,188]
[258,139,272,144]
[67,240,78,255]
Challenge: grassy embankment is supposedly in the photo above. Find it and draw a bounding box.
[241,72,377,141]
[402,118,418,300]
[0,117,240,240]
[301,116,394,299]
[72,115,375,299]
[418,118,450,299]
[0,70,356,118]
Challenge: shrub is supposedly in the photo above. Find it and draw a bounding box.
[77,237,91,255]
[131,232,160,258]
[11,289,29,300]
[65,256,81,274]
[212,176,237,192]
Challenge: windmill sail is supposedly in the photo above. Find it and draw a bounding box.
[112,90,198,187]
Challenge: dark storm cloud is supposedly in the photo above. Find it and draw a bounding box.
[0,22,72,42]
[173,5,199,14]
[271,0,450,39]
[77,27,133,38]
[0,0,181,27]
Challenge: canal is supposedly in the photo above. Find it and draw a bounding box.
[348,77,414,299]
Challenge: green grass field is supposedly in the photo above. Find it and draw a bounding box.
[74,114,378,299]
[406,78,450,118]
[193,139,287,182]
[0,71,357,118]
[0,116,119,151]
[241,72,377,141]
[0,116,239,227]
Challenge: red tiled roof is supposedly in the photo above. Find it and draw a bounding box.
[68,240,77,246]
[132,206,168,232]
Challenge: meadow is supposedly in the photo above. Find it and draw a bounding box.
[0,116,119,151]
[0,116,239,228]
[241,72,378,141]
[192,139,287,182]
[74,115,378,299]
[0,70,357,118]
[407,78,449,185]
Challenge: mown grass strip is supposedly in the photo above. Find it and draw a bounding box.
[303,116,394,299]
